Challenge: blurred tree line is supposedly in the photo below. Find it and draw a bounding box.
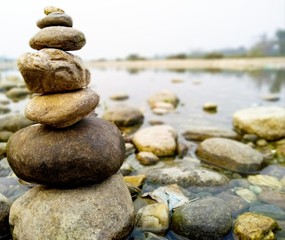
[124,29,285,60]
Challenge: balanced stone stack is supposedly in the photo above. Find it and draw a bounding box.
[6,6,134,239]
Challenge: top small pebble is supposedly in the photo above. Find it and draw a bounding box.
[44,6,64,15]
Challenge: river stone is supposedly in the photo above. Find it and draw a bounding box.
[171,197,232,240]
[29,26,86,51]
[0,193,10,239]
[6,113,125,187]
[44,6,64,15]
[136,151,160,165]
[103,105,144,127]
[9,173,134,240]
[235,188,257,203]
[260,165,285,179]
[146,163,229,188]
[25,88,99,128]
[248,175,282,190]
[182,126,240,141]
[135,203,169,234]
[132,125,177,157]
[5,87,30,101]
[196,138,264,174]
[249,203,285,220]
[18,48,90,93]
[148,90,179,109]
[234,212,280,239]
[0,114,34,132]
[37,12,73,29]
[233,106,285,140]
[216,192,249,217]
[258,190,285,211]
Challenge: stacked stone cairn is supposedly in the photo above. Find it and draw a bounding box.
[6,6,134,239]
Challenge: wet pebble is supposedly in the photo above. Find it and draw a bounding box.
[248,174,282,190]
[171,197,232,240]
[258,190,285,211]
[136,151,160,165]
[135,203,169,234]
[234,212,280,239]
[235,188,257,202]
[249,203,285,220]
[0,131,13,142]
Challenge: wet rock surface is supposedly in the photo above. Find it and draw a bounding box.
[171,197,232,240]
[6,114,125,187]
[196,137,264,173]
[234,212,281,239]
[132,125,177,157]
[9,173,134,240]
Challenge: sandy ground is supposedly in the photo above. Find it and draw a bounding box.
[86,57,285,71]
[1,57,285,71]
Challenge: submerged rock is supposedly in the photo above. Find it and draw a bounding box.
[196,138,264,174]
[6,114,125,187]
[9,173,134,240]
[234,212,280,239]
[103,105,144,127]
[182,126,240,141]
[132,125,177,157]
[136,151,160,165]
[135,203,169,234]
[171,197,232,240]
[248,175,282,190]
[233,106,285,140]
[146,163,229,188]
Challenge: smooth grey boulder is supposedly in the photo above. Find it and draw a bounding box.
[9,173,134,240]
[29,26,86,51]
[18,48,90,93]
[171,197,232,240]
[37,12,73,29]
[6,113,125,187]
[196,138,264,174]
[25,88,100,128]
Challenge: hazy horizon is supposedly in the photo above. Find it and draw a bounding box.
[0,0,284,60]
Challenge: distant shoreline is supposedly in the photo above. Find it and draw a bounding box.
[1,57,284,71]
[86,57,285,71]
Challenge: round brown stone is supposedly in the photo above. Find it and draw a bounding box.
[44,6,64,15]
[37,12,73,29]
[25,88,100,128]
[6,113,125,187]
[29,26,86,51]
[17,48,90,93]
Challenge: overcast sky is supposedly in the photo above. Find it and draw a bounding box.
[0,0,284,60]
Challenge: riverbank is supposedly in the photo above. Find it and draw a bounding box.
[1,57,285,71]
[86,57,285,71]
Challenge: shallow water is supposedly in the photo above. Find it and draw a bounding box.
[1,67,285,239]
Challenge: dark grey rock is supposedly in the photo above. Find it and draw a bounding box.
[6,113,125,187]
[171,197,232,240]
[216,192,249,217]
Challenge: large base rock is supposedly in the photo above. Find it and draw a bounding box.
[9,173,134,240]
[6,113,125,187]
